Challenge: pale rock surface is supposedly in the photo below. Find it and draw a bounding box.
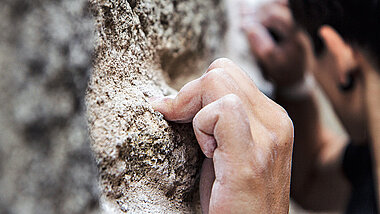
[0,0,100,213]
[86,0,225,213]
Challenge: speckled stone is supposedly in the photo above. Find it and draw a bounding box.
[0,0,100,213]
[87,0,226,213]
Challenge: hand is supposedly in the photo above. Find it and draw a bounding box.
[151,58,294,213]
[241,1,312,87]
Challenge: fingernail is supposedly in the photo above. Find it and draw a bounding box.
[149,96,169,111]
[148,97,159,103]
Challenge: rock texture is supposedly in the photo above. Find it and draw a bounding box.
[0,0,100,213]
[86,0,225,213]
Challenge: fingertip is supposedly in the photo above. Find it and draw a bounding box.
[148,96,159,103]
[203,138,217,158]
[199,136,217,158]
[150,96,172,113]
[194,137,216,158]
[151,95,197,123]
[240,19,256,34]
[204,150,215,159]
[193,110,218,158]
[246,27,274,59]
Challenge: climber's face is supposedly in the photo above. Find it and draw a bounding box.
[312,26,378,144]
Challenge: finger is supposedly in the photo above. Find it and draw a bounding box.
[193,102,218,158]
[193,75,288,154]
[153,58,264,123]
[206,58,278,130]
[207,57,253,74]
[261,4,293,29]
[152,67,240,122]
[206,58,273,129]
[277,0,288,6]
[206,58,261,101]
[243,22,276,62]
[151,79,203,123]
[260,4,295,42]
[200,158,215,214]
[193,94,252,158]
[194,94,256,213]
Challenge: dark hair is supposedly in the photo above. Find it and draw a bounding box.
[289,0,380,63]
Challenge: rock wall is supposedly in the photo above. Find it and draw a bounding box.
[0,0,100,213]
[86,0,226,213]
[0,0,226,213]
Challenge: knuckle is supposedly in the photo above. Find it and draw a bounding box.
[209,58,234,70]
[251,158,268,176]
[262,102,294,150]
[201,68,224,85]
[192,112,201,128]
[192,108,206,130]
[272,100,289,116]
[271,110,294,149]
[245,150,270,181]
[220,94,243,110]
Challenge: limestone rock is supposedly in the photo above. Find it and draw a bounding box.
[87,0,226,213]
[0,0,100,213]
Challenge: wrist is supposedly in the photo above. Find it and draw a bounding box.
[275,74,316,100]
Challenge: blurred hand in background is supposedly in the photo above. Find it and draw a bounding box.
[241,1,312,88]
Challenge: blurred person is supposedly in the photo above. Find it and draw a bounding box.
[242,0,380,213]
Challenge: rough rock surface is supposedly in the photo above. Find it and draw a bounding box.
[86,0,225,213]
[0,0,100,213]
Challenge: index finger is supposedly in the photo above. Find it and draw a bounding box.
[151,58,263,123]
[150,77,203,123]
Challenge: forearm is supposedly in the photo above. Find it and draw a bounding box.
[370,114,380,210]
[363,66,380,209]
[368,101,380,212]
[275,89,320,197]
[276,88,349,210]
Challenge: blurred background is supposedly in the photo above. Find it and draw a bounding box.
[0,0,100,213]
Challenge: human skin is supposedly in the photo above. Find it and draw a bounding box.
[243,0,380,211]
[151,58,294,214]
[359,53,380,205]
[240,0,311,88]
[242,2,349,210]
